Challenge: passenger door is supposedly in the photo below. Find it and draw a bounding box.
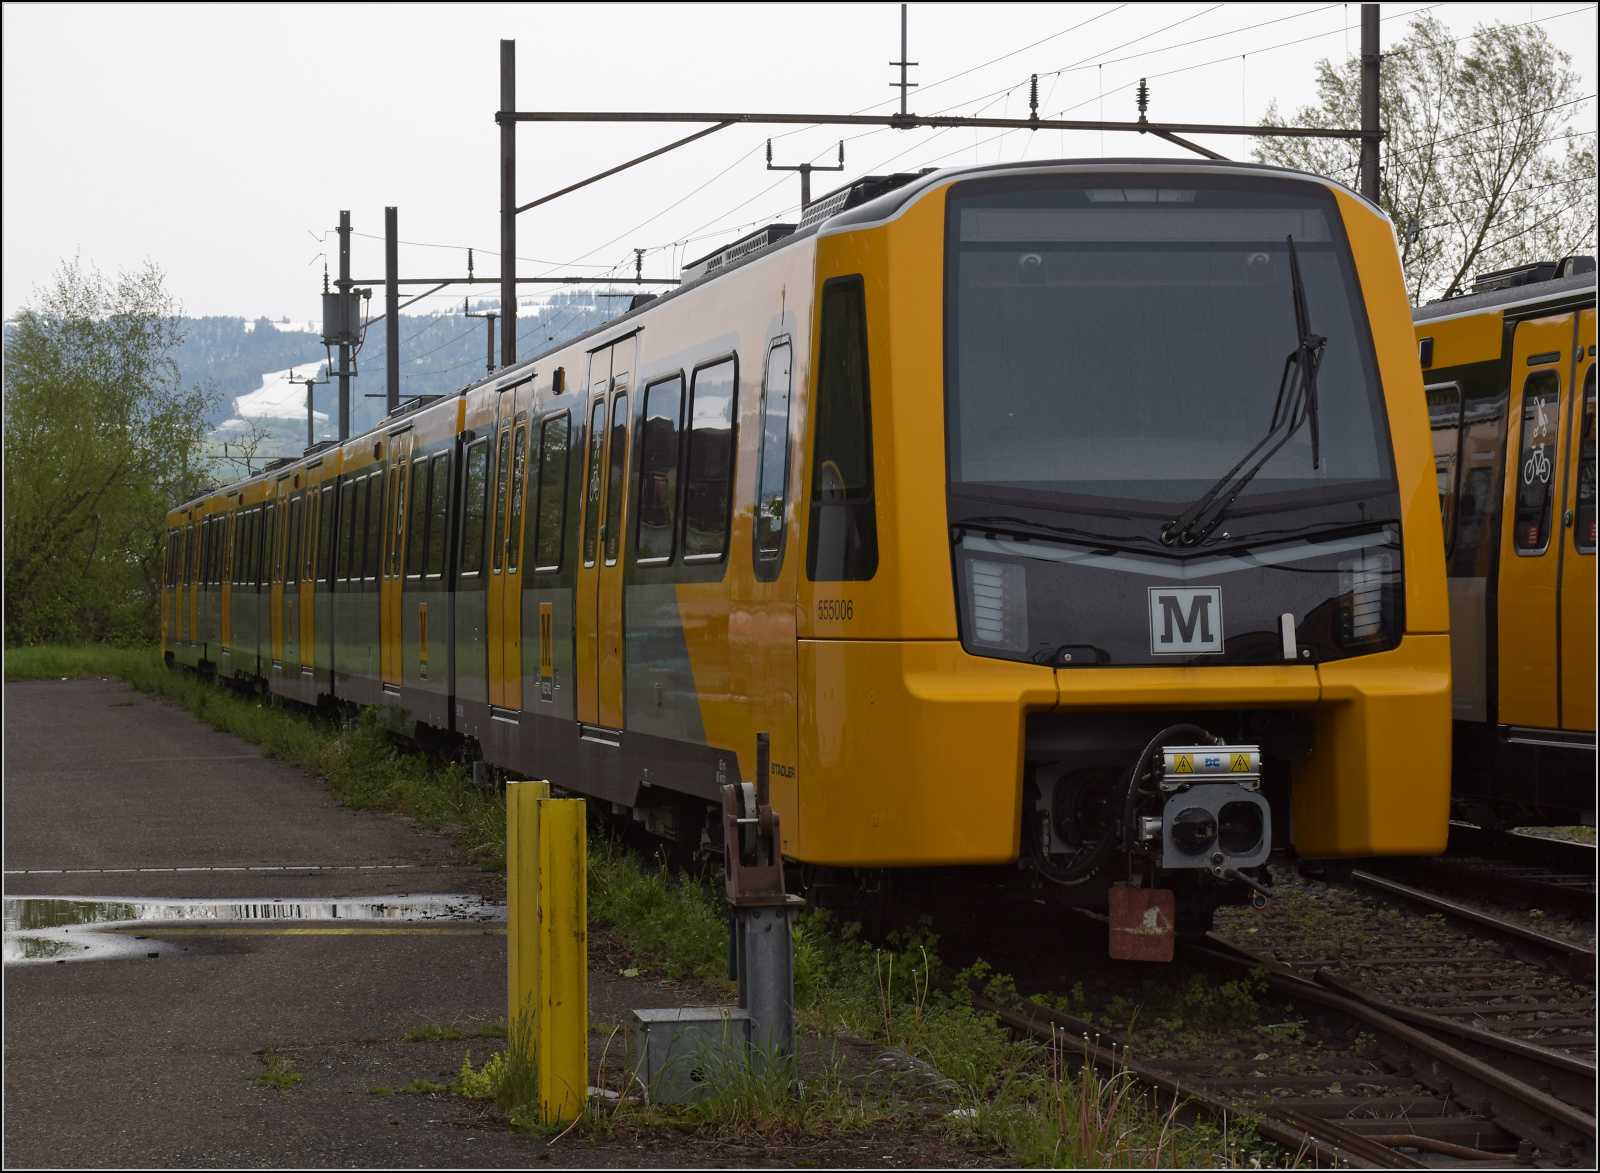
[1559,310,1595,731]
[381,432,413,691]
[575,347,611,727]
[486,383,531,711]
[1496,315,1573,729]
[575,341,632,731]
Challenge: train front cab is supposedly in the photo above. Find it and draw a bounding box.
[786,162,1452,906]
[1417,270,1597,827]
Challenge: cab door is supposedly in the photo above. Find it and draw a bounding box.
[1559,310,1595,731]
[486,383,532,711]
[381,432,413,691]
[575,348,612,727]
[1496,314,1574,729]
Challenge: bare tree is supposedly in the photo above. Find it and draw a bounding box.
[215,415,275,481]
[1253,13,1596,305]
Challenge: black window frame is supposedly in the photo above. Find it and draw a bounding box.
[534,411,572,573]
[636,373,685,567]
[806,275,879,582]
[682,353,740,565]
[755,337,795,579]
[459,439,491,577]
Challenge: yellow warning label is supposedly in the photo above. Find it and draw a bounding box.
[1232,753,1252,773]
[1174,754,1194,774]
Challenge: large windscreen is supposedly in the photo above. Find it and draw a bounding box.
[945,176,1392,509]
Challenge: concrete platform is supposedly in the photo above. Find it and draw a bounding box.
[3,678,990,1168]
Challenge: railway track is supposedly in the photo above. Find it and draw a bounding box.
[975,871,1595,1168]
[1362,829,1597,928]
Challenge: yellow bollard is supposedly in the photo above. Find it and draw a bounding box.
[506,780,588,1124]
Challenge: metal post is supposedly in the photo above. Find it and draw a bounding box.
[305,379,314,449]
[337,210,351,440]
[1360,4,1380,204]
[506,780,588,1124]
[486,313,496,377]
[500,39,517,369]
[385,207,399,415]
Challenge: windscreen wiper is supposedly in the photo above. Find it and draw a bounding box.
[1161,235,1326,547]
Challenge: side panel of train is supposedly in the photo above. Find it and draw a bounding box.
[1416,284,1596,825]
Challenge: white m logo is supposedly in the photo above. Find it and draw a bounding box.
[1148,587,1224,654]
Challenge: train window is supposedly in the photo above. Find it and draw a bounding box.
[303,491,317,584]
[262,504,277,584]
[390,458,410,580]
[684,358,737,562]
[604,396,628,565]
[492,426,512,573]
[350,478,368,582]
[237,513,251,587]
[509,417,528,572]
[426,453,449,577]
[1512,370,1560,555]
[460,440,490,576]
[165,528,175,587]
[285,496,303,585]
[405,456,428,578]
[1576,364,1596,555]
[807,277,878,581]
[756,340,793,573]
[535,413,571,571]
[338,481,357,582]
[317,485,335,585]
[1426,384,1462,552]
[582,400,606,566]
[637,377,683,564]
[363,471,383,581]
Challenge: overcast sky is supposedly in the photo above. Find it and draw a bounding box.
[3,2,1594,323]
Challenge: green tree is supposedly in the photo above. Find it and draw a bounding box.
[3,258,217,645]
[1253,13,1596,304]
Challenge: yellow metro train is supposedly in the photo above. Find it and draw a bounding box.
[1415,259,1596,828]
[165,159,1451,930]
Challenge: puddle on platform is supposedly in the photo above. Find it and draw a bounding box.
[3,894,505,965]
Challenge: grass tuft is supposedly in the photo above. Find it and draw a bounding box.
[252,1050,305,1093]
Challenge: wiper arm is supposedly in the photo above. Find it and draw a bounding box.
[1161,235,1326,547]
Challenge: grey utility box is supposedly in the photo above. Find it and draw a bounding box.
[630,1007,750,1105]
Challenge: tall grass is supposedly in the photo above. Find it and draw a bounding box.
[5,645,505,869]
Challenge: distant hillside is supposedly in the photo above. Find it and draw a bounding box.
[176,294,628,432]
[179,293,636,479]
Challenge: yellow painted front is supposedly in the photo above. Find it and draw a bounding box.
[1497,315,1573,728]
[1335,191,1450,636]
[1291,634,1453,856]
[796,640,1056,865]
[1560,309,1595,731]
